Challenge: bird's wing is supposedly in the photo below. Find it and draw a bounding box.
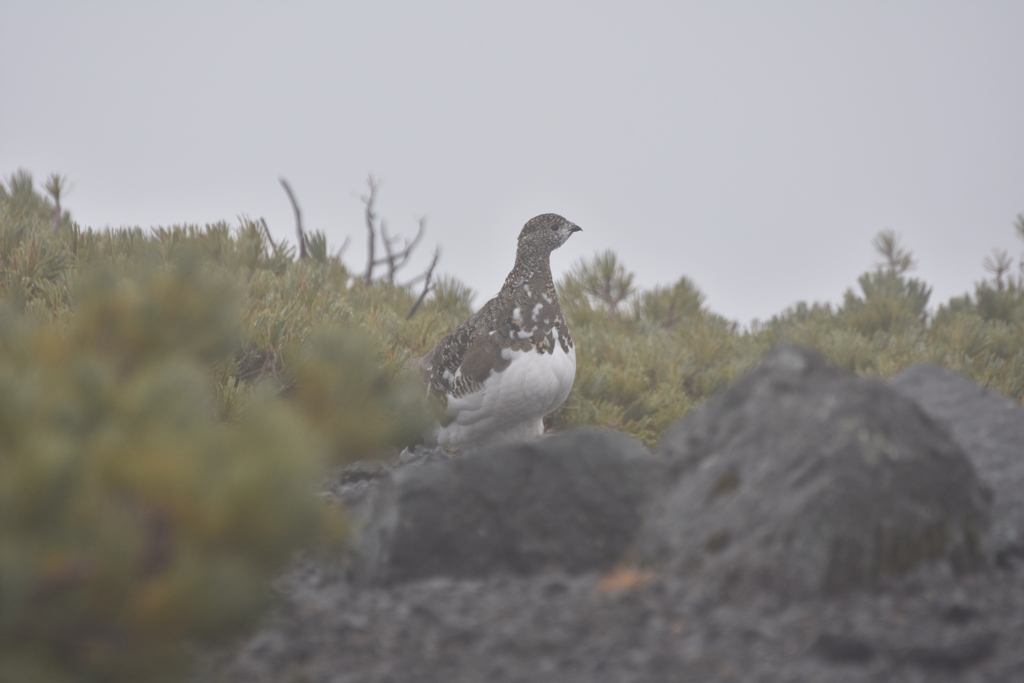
[425,298,511,400]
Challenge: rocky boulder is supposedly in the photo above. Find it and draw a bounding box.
[636,345,992,600]
[350,429,662,585]
[891,363,1024,560]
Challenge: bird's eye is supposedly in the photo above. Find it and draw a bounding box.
[550,224,559,231]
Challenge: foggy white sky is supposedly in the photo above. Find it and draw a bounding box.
[2,2,1022,325]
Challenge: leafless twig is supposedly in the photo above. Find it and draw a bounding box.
[279,178,307,259]
[361,176,428,283]
[362,175,379,283]
[334,236,351,260]
[380,219,393,279]
[378,216,426,282]
[407,246,441,319]
[259,217,280,255]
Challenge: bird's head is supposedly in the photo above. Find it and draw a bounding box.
[517,214,582,254]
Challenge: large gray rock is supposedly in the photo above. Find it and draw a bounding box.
[891,363,1024,559]
[351,429,662,585]
[636,345,992,600]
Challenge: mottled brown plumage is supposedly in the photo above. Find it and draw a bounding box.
[410,213,581,448]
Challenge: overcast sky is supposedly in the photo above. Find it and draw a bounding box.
[3,2,1022,325]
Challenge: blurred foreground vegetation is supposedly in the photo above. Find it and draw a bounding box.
[0,172,435,682]
[1,169,1021,680]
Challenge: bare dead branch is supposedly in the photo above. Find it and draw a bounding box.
[374,216,427,282]
[360,177,430,284]
[407,245,441,320]
[279,178,307,259]
[403,269,429,287]
[399,216,427,271]
[380,219,396,282]
[362,175,379,283]
[259,217,279,255]
[333,236,351,261]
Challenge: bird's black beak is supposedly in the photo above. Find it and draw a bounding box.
[569,224,582,233]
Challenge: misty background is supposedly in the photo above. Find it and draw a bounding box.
[2,2,1022,325]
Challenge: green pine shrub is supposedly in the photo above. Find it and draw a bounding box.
[749,228,1024,397]
[839,269,932,337]
[555,227,1024,444]
[632,276,706,330]
[561,249,636,316]
[0,267,338,682]
[553,253,748,444]
[0,173,435,682]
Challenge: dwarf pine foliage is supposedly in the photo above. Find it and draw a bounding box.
[1,169,1022,679]
[748,225,1024,397]
[555,226,1024,441]
[0,172,437,682]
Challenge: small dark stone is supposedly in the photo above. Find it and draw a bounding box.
[940,602,979,625]
[707,466,741,503]
[541,580,569,598]
[704,531,731,553]
[811,633,875,664]
[996,543,1024,568]
[900,632,998,670]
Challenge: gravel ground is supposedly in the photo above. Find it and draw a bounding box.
[210,357,1024,683]
[215,549,1024,683]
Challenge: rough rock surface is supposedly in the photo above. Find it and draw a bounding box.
[891,363,1024,560]
[636,345,992,599]
[220,559,1024,683]
[208,346,1024,683]
[350,429,662,585]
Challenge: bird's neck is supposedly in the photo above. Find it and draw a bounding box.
[503,250,552,292]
